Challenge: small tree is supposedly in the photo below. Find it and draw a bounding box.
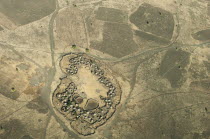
[85,48,89,52]
[72,44,76,49]
[11,87,15,92]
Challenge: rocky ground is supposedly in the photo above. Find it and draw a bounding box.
[0,0,210,139]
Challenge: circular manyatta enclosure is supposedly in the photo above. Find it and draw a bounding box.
[52,53,122,135]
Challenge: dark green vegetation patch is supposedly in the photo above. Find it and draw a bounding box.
[95,7,127,23]
[26,96,49,114]
[21,135,34,139]
[192,29,210,41]
[190,80,210,91]
[130,3,174,40]
[0,119,27,139]
[0,85,20,100]
[135,30,170,44]
[158,47,191,88]
[0,0,56,25]
[91,22,138,58]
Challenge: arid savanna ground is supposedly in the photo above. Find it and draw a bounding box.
[0,0,210,139]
